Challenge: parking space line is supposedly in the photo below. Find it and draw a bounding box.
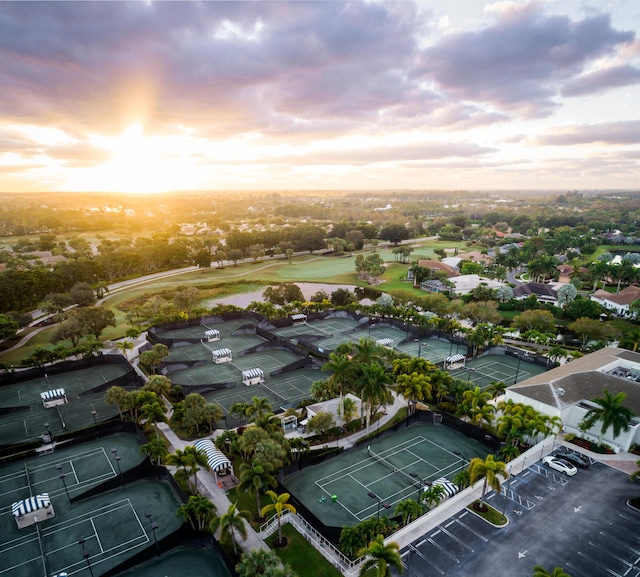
[454,514,489,543]
[410,545,446,575]
[439,526,474,552]
[427,536,460,562]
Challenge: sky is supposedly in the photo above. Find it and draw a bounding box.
[0,0,639,194]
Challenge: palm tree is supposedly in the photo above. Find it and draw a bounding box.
[139,437,169,477]
[630,459,640,483]
[105,385,129,421]
[238,462,277,519]
[394,499,423,526]
[165,448,193,489]
[139,400,167,436]
[395,372,430,416]
[357,363,393,435]
[358,535,404,577]
[247,396,272,421]
[323,352,354,400]
[115,340,134,360]
[579,389,635,445]
[468,454,508,509]
[176,494,217,546]
[211,502,251,555]
[183,445,210,491]
[422,484,447,509]
[144,375,172,398]
[260,490,297,546]
[532,565,572,577]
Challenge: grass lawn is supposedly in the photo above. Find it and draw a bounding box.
[265,523,343,577]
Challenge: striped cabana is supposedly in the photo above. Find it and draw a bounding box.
[205,329,221,342]
[445,354,466,368]
[40,388,68,408]
[242,368,264,386]
[375,338,394,348]
[432,477,459,498]
[291,313,307,323]
[194,439,233,479]
[12,494,55,528]
[211,348,233,364]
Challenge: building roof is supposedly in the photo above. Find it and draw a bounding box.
[509,347,640,415]
[447,274,506,295]
[513,282,558,300]
[417,260,459,278]
[592,285,640,306]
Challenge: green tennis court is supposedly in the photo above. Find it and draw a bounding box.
[167,335,266,363]
[449,353,548,388]
[155,318,258,341]
[203,368,323,420]
[396,337,468,365]
[0,365,131,446]
[116,548,232,577]
[283,422,490,527]
[0,435,182,577]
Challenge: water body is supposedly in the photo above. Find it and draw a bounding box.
[208,282,371,308]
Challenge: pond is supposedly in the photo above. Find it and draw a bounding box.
[207,282,373,308]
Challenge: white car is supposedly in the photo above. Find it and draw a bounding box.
[543,455,577,477]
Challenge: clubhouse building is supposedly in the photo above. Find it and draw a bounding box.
[505,347,640,452]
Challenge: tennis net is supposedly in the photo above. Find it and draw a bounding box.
[260,382,287,405]
[368,447,420,488]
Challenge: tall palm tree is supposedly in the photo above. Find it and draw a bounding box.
[183,445,210,491]
[579,389,635,444]
[105,385,129,421]
[323,352,354,400]
[115,340,134,360]
[165,448,192,489]
[139,400,167,436]
[469,454,508,509]
[211,502,251,555]
[357,363,393,435]
[395,372,430,416]
[358,535,404,577]
[176,494,217,546]
[248,396,272,421]
[532,565,572,577]
[238,462,277,519]
[260,490,297,546]
[144,375,172,398]
[394,499,423,526]
[629,459,640,483]
[139,437,169,476]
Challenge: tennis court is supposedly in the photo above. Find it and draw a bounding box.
[0,364,131,447]
[0,433,181,577]
[283,423,490,527]
[116,548,232,577]
[203,368,323,421]
[167,334,266,363]
[396,337,468,366]
[448,354,548,388]
[155,318,258,342]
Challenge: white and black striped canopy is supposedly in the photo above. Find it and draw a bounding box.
[40,389,66,401]
[291,313,307,321]
[432,477,458,498]
[212,348,232,358]
[376,338,393,347]
[242,368,264,380]
[12,494,50,518]
[194,439,233,474]
[445,354,465,364]
[205,329,220,338]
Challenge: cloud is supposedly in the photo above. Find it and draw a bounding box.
[418,4,635,116]
[537,120,640,145]
[562,64,640,96]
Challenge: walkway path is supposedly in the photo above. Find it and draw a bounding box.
[156,422,269,554]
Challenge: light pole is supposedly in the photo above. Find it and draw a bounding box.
[513,355,522,384]
[145,511,160,555]
[56,464,70,504]
[78,537,94,577]
[501,466,513,519]
[91,410,98,438]
[367,491,391,520]
[111,448,123,485]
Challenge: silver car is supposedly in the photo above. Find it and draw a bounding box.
[543,455,577,476]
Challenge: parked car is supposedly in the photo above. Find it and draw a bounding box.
[554,446,590,468]
[543,455,577,476]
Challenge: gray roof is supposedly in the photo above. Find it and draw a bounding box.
[509,347,640,414]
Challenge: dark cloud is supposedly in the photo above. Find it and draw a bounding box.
[562,64,640,96]
[537,120,640,145]
[418,4,635,117]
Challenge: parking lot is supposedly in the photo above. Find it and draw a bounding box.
[400,459,640,577]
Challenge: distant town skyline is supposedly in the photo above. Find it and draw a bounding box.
[1,0,639,194]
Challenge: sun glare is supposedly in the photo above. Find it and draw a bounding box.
[63,122,191,194]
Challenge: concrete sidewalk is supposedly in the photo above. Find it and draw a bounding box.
[156,422,269,554]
